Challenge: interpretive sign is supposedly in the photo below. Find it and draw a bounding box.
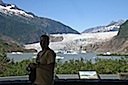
[78,70,100,79]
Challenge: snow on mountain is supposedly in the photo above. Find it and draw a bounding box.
[0,1,33,18]
[82,20,125,33]
[24,31,118,52]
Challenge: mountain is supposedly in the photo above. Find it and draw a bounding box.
[117,20,128,38]
[0,0,127,53]
[88,20,128,53]
[25,20,128,53]
[0,0,79,44]
[0,0,3,4]
[0,36,37,53]
[82,20,125,33]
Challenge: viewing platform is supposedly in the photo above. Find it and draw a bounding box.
[0,74,128,85]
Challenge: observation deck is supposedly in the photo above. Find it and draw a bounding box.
[0,74,128,85]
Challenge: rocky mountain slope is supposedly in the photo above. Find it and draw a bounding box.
[0,0,79,44]
[86,20,128,53]
[82,20,125,33]
[0,0,79,52]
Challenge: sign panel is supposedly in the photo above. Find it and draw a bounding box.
[78,70,100,79]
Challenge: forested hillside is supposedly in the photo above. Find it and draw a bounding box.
[94,20,128,53]
[0,11,79,44]
[0,15,43,44]
[0,2,79,52]
[117,20,128,38]
[0,38,36,52]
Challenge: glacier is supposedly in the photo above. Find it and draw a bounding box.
[24,31,118,52]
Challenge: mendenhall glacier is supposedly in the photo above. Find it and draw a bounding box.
[24,31,118,53]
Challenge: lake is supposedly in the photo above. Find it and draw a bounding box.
[7,52,124,63]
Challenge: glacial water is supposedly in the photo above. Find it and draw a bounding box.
[7,52,124,63]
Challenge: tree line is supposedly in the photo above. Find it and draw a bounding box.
[0,48,128,77]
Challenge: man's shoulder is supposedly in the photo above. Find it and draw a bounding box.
[47,49,56,55]
[48,49,55,53]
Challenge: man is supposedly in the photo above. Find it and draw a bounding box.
[30,35,56,85]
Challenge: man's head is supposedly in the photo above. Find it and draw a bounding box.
[40,35,49,49]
